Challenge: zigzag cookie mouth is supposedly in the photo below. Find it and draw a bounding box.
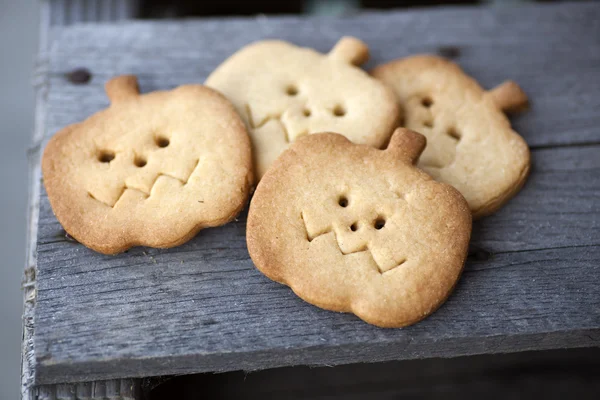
[300,212,407,274]
[246,103,312,143]
[88,159,200,208]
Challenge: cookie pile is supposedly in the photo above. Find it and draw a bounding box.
[42,37,530,328]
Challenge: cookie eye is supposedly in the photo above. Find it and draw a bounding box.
[333,105,346,117]
[286,85,299,96]
[447,127,461,141]
[98,150,115,163]
[421,97,433,108]
[374,217,386,230]
[155,135,170,148]
[134,155,147,168]
[338,196,349,207]
[350,222,358,232]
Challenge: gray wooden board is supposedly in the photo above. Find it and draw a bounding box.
[32,2,600,386]
[36,379,140,400]
[25,3,145,398]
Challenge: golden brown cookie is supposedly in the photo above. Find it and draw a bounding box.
[371,55,530,218]
[247,128,471,328]
[206,37,400,181]
[42,75,253,254]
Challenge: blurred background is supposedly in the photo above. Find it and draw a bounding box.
[1,2,39,400]
[0,0,594,399]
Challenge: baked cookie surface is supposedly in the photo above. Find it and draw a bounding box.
[247,128,471,328]
[42,75,253,254]
[372,55,530,218]
[206,37,400,180]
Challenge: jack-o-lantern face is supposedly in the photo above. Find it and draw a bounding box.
[42,75,253,254]
[206,37,400,180]
[372,55,530,218]
[247,128,472,328]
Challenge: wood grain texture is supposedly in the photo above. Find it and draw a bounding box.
[42,3,600,148]
[31,2,600,386]
[25,3,143,398]
[36,379,140,400]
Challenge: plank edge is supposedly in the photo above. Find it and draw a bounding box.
[35,328,600,385]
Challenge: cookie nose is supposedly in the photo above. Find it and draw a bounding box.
[335,222,368,255]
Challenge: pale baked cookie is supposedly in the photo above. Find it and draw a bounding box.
[371,55,530,218]
[247,128,471,328]
[205,37,400,181]
[42,75,253,254]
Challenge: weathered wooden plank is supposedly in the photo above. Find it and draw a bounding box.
[49,0,136,25]
[32,2,600,386]
[36,386,54,400]
[42,3,600,148]
[55,384,75,400]
[33,241,600,383]
[116,379,140,400]
[27,5,144,400]
[88,381,104,400]
[26,4,144,398]
[35,378,141,400]
[74,382,91,400]
[33,145,600,384]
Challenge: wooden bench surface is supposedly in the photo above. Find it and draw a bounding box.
[28,2,600,386]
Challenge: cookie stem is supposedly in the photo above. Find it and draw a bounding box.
[328,37,370,66]
[105,75,140,103]
[386,128,427,164]
[488,80,529,114]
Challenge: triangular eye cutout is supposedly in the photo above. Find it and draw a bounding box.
[328,36,370,66]
[385,128,427,165]
[105,75,140,104]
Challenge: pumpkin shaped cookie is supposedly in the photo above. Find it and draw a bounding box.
[247,128,471,328]
[206,37,400,181]
[42,75,253,254]
[372,55,530,218]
